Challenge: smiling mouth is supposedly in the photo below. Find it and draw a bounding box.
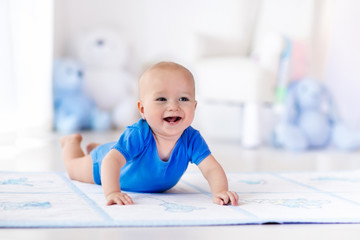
[164,116,182,123]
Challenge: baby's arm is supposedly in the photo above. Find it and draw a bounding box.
[101,149,133,205]
[198,154,239,206]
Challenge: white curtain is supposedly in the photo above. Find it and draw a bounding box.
[324,0,360,129]
[0,0,53,143]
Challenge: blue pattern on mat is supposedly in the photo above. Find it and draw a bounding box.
[1,170,360,228]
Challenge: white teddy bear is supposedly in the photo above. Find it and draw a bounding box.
[72,28,138,129]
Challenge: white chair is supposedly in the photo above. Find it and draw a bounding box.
[193,0,315,147]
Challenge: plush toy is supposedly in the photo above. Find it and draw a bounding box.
[53,58,112,133]
[72,28,138,129]
[272,78,360,151]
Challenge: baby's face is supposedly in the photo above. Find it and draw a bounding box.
[138,66,197,140]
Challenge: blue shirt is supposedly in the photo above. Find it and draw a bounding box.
[91,119,211,193]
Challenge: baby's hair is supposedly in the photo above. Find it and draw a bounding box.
[139,61,195,98]
[141,61,193,81]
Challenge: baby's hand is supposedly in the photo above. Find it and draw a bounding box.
[213,191,239,206]
[105,192,134,206]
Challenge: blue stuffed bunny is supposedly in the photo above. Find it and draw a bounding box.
[273,78,360,151]
[53,58,112,133]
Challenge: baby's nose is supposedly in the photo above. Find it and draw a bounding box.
[167,100,179,110]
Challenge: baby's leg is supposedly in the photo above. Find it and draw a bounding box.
[86,142,101,154]
[60,134,95,184]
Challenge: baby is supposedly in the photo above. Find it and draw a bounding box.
[61,61,239,206]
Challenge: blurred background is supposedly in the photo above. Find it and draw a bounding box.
[1,0,360,168]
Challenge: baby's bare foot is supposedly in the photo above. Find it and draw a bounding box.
[60,134,82,148]
[86,142,100,154]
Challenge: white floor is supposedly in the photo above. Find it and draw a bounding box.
[1,130,360,240]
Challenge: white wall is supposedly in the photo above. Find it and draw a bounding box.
[54,0,360,134]
[54,0,257,74]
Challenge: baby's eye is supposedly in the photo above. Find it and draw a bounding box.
[179,97,189,102]
[156,97,167,102]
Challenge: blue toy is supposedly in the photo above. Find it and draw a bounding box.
[53,58,112,133]
[272,78,360,151]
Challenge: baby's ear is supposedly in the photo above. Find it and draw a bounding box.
[137,101,146,119]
